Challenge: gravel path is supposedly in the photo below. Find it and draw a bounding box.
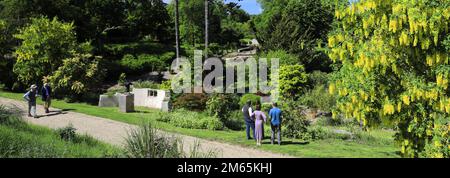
[0,97,292,158]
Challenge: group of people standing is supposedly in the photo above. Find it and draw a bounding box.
[242,100,282,146]
[23,83,52,118]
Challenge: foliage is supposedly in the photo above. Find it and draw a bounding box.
[258,50,299,66]
[0,20,16,90]
[281,99,311,140]
[124,122,182,158]
[422,117,449,158]
[48,52,106,97]
[328,0,450,157]
[57,124,77,142]
[222,110,246,131]
[173,93,208,111]
[13,16,77,86]
[168,0,251,47]
[124,122,217,158]
[299,85,336,112]
[104,86,126,97]
[307,70,330,89]
[120,53,168,73]
[132,80,161,89]
[253,0,343,71]
[239,94,261,107]
[279,64,308,99]
[160,80,172,91]
[0,0,172,43]
[118,73,127,86]
[205,93,240,121]
[157,109,224,130]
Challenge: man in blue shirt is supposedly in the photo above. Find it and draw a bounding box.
[269,102,282,145]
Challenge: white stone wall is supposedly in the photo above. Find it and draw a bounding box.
[132,88,170,110]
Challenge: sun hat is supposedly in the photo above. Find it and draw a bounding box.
[30,84,37,89]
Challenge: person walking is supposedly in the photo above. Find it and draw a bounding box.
[242,100,255,140]
[24,84,38,118]
[41,83,52,113]
[251,105,266,146]
[269,102,282,145]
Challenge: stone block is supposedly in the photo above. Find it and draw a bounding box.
[118,93,134,113]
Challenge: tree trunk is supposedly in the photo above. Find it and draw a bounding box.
[175,0,180,64]
[205,0,209,59]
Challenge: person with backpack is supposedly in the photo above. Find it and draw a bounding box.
[24,84,38,118]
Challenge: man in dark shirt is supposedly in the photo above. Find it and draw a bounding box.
[242,100,255,140]
[41,83,52,113]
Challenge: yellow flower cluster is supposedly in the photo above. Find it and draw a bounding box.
[328,83,336,95]
[399,31,410,46]
[383,103,395,115]
[436,74,449,89]
[402,95,410,105]
[389,19,398,33]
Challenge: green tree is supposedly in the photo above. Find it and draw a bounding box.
[13,17,77,86]
[253,0,345,72]
[48,52,106,98]
[279,64,308,99]
[0,20,15,89]
[124,0,171,42]
[328,0,450,157]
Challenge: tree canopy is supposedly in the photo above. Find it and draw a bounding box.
[328,0,450,157]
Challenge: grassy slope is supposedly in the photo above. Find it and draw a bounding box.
[0,91,400,158]
[0,120,121,158]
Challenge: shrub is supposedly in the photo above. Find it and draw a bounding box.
[124,123,217,158]
[281,99,311,140]
[421,117,449,158]
[120,53,170,73]
[307,71,329,89]
[222,111,246,131]
[48,52,107,100]
[158,109,224,130]
[239,94,261,107]
[160,80,172,90]
[261,103,272,113]
[307,125,330,140]
[279,64,308,99]
[172,93,208,111]
[258,50,299,66]
[57,124,77,142]
[105,86,126,96]
[299,85,336,112]
[132,80,160,89]
[118,73,127,86]
[206,94,240,121]
[13,17,77,86]
[124,122,182,158]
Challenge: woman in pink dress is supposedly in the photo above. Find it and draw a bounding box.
[251,105,267,146]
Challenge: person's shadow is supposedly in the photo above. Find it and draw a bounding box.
[35,109,71,118]
[261,140,309,145]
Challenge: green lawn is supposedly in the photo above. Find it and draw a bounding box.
[0,106,121,158]
[0,91,400,158]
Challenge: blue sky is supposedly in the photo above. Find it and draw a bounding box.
[163,0,262,15]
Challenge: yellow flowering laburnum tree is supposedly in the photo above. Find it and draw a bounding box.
[328,0,449,157]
